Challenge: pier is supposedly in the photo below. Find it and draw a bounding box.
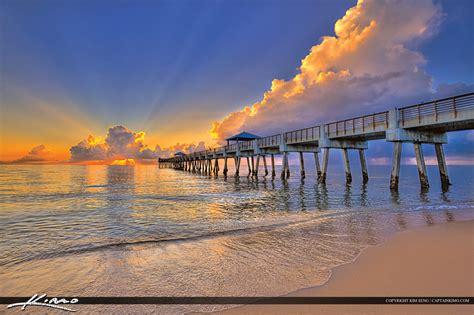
[159,93,474,190]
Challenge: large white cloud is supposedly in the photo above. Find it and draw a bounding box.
[210,0,447,142]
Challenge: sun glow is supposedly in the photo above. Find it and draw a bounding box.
[111,159,136,166]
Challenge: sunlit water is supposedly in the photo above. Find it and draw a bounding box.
[0,163,473,313]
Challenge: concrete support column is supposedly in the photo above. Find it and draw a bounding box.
[255,155,260,177]
[299,152,305,179]
[285,152,290,178]
[247,156,252,177]
[414,143,429,189]
[359,149,369,183]
[262,155,268,176]
[341,148,352,183]
[214,158,219,175]
[251,155,255,177]
[314,152,321,180]
[271,154,276,177]
[235,156,241,177]
[281,152,288,180]
[321,148,330,183]
[223,157,228,176]
[435,143,450,188]
[390,142,402,190]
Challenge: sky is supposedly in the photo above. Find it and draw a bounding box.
[0,0,473,164]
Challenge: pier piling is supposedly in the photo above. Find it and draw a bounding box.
[223,157,228,176]
[359,149,369,183]
[314,152,321,180]
[262,155,268,176]
[281,152,288,180]
[255,155,260,177]
[251,156,255,177]
[247,157,251,177]
[390,142,402,190]
[299,152,305,179]
[214,158,219,175]
[435,143,450,188]
[414,143,429,189]
[271,154,276,177]
[235,156,241,177]
[341,148,352,183]
[321,148,330,183]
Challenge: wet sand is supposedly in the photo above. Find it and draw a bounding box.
[217,219,474,315]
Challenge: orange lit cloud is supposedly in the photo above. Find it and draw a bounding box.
[210,0,443,143]
[69,125,206,164]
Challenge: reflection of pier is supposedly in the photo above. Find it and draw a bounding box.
[159,93,474,190]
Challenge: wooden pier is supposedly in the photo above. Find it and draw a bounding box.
[159,93,474,190]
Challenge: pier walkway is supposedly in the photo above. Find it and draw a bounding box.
[159,92,474,190]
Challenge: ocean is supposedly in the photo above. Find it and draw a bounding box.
[0,163,473,312]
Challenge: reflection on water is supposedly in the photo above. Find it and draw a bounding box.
[0,164,473,312]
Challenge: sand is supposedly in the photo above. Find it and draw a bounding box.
[216,219,474,315]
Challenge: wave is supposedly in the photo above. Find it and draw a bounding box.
[0,211,347,268]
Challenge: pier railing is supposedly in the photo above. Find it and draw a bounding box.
[399,93,474,128]
[258,134,281,148]
[239,141,254,151]
[283,126,320,144]
[226,143,237,152]
[324,111,389,138]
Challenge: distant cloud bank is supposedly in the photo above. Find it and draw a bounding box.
[69,125,205,164]
[1,144,53,164]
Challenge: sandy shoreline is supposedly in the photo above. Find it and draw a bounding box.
[216,219,474,315]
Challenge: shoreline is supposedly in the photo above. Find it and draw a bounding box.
[215,219,474,315]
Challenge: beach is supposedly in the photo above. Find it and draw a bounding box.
[217,219,474,315]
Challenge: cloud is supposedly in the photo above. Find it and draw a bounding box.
[210,0,445,142]
[0,144,53,164]
[69,125,206,164]
[154,142,206,159]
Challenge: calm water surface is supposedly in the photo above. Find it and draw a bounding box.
[0,163,473,312]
